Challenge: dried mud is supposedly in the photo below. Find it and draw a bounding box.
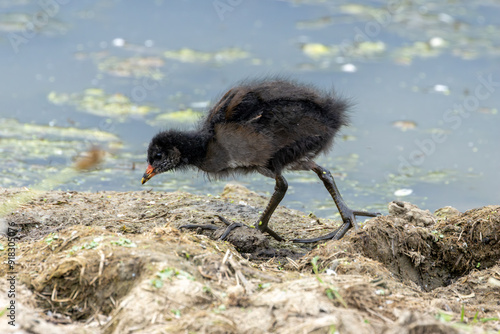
[0,184,499,333]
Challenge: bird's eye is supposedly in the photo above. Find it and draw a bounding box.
[155,152,162,160]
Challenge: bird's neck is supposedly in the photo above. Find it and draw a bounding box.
[178,131,209,167]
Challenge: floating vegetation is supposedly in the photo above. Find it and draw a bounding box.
[296,16,333,30]
[295,1,500,66]
[393,40,447,65]
[352,41,386,58]
[1,138,84,160]
[301,43,336,59]
[97,56,165,79]
[420,169,459,184]
[47,88,159,121]
[341,134,357,141]
[392,120,417,131]
[477,107,498,115]
[0,146,105,217]
[0,118,120,163]
[0,118,119,143]
[164,47,249,64]
[148,108,202,126]
[344,2,500,62]
[301,41,385,61]
[332,153,360,172]
[0,118,122,189]
[0,12,70,35]
[73,50,109,61]
[339,3,383,18]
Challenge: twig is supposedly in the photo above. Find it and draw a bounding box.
[228,256,253,294]
[286,257,300,270]
[365,307,394,323]
[240,266,281,283]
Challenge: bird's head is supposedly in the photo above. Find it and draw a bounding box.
[141,132,183,185]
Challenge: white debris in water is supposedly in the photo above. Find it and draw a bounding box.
[433,84,450,94]
[438,13,454,24]
[190,101,210,108]
[341,63,357,73]
[112,38,125,47]
[394,188,413,197]
[429,37,445,48]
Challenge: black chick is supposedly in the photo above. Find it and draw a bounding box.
[142,78,378,242]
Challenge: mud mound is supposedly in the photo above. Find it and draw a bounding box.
[1,186,499,333]
[20,227,143,319]
[299,201,500,291]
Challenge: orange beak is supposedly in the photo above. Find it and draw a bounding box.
[141,164,156,184]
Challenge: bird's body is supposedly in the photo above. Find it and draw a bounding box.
[143,78,378,242]
[146,79,347,178]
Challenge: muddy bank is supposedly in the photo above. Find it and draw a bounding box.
[0,184,499,333]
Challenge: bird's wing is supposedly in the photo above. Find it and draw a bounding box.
[213,123,274,168]
[206,87,264,126]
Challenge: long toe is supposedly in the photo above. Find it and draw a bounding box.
[291,227,343,243]
[258,226,285,242]
[179,224,220,231]
[179,221,245,240]
[353,210,380,217]
[293,208,379,243]
[179,215,237,237]
[340,207,379,231]
[218,222,245,240]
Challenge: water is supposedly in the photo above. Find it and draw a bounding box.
[1,0,499,218]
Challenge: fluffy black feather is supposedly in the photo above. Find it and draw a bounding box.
[141,77,377,243]
[145,77,349,178]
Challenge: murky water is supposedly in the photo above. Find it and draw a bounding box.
[1,0,499,218]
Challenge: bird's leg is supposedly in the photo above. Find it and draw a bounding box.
[292,163,379,243]
[255,174,288,241]
[181,175,288,242]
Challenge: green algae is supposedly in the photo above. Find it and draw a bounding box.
[296,16,333,30]
[164,47,249,64]
[0,12,70,35]
[47,89,159,120]
[149,108,203,126]
[0,117,121,190]
[392,120,417,131]
[298,1,500,65]
[393,41,447,65]
[0,118,119,143]
[97,56,165,79]
[302,41,386,61]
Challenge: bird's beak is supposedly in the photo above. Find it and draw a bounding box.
[141,164,156,184]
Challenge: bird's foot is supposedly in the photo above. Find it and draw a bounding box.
[291,208,380,243]
[257,224,285,242]
[180,215,286,242]
[179,215,248,241]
